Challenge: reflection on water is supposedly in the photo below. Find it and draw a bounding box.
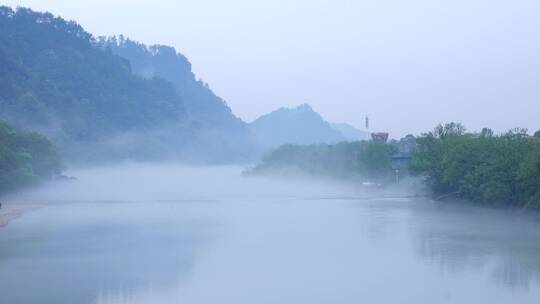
[1,164,540,303]
[0,201,214,304]
[410,201,540,290]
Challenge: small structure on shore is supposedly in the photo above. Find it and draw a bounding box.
[391,153,412,170]
[371,132,389,143]
[364,115,389,144]
[391,153,412,183]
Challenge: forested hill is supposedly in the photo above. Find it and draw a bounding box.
[250,104,346,148]
[0,7,256,162]
[97,36,257,160]
[98,37,240,124]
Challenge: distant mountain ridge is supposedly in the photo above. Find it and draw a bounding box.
[250,104,346,148]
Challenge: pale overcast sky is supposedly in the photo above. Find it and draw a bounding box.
[4,0,540,137]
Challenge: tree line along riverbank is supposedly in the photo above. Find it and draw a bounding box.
[249,123,540,209]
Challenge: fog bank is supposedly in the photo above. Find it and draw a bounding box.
[10,162,392,203]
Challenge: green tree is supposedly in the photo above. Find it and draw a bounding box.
[0,120,63,194]
[356,142,397,175]
[410,123,540,208]
[249,141,397,179]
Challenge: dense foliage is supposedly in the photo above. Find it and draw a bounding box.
[0,6,265,162]
[0,7,187,135]
[247,141,397,179]
[410,123,540,208]
[0,7,196,160]
[0,120,63,194]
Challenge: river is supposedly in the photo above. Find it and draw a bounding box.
[0,163,539,303]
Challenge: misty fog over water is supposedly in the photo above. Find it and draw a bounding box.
[0,164,539,303]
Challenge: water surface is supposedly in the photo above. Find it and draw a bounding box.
[1,164,539,303]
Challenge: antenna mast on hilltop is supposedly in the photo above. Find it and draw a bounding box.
[365,115,369,130]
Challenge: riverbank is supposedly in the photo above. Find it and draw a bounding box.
[0,203,41,228]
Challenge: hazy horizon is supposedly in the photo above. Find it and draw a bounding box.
[4,0,540,137]
[2,4,540,302]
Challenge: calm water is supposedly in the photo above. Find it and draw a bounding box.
[1,164,540,304]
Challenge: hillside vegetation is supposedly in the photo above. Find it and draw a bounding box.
[98,36,258,161]
[0,7,257,162]
[0,7,188,156]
